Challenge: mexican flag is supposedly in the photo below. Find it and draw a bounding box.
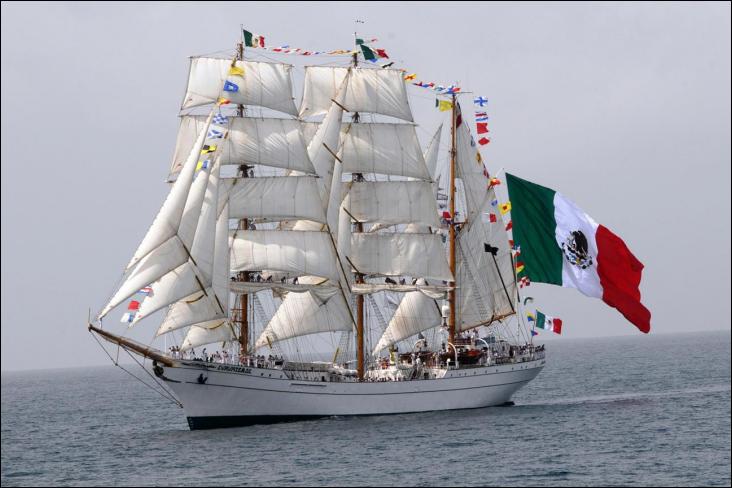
[506,173,651,333]
[536,311,562,334]
[243,29,265,48]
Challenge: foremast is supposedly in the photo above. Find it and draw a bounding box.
[235,37,250,357]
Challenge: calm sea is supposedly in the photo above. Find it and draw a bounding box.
[2,331,730,486]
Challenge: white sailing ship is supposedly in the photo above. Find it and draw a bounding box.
[90,32,546,430]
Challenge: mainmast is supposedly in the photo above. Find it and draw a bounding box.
[236,37,250,357]
[352,31,365,381]
[448,93,457,346]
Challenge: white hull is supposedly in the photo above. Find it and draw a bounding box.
[158,358,545,429]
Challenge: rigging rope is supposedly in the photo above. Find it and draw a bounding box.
[89,330,182,408]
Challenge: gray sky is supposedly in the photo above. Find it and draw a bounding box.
[2,2,730,371]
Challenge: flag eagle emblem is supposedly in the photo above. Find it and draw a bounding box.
[562,230,594,269]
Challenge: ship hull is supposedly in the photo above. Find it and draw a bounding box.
[159,358,545,430]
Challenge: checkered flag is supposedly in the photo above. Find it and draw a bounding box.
[213,113,228,126]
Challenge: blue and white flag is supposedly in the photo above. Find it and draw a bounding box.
[120,312,137,323]
[208,128,224,139]
[474,96,488,107]
[223,80,239,92]
[213,113,228,125]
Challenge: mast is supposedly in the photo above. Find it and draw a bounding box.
[448,93,457,346]
[353,30,365,381]
[236,37,250,357]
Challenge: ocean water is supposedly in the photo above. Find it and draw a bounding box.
[2,331,730,487]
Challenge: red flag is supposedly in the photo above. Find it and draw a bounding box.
[596,225,651,333]
[505,221,513,231]
[489,213,497,223]
[442,210,451,220]
[489,177,501,187]
[375,48,389,59]
[478,137,490,145]
[128,300,140,311]
[554,318,563,333]
[476,122,489,134]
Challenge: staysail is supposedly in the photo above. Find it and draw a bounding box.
[98,112,220,319]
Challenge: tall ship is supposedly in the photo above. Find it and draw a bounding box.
[87,29,641,430]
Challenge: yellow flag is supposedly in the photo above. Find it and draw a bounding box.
[216,97,231,106]
[228,65,245,77]
[500,201,512,215]
[404,73,417,81]
[437,100,453,112]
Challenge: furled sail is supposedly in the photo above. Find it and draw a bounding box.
[255,287,353,349]
[181,57,297,116]
[168,116,316,180]
[346,181,440,228]
[156,203,230,335]
[230,230,340,282]
[350,233,453,282]
[229,281,338,295]
[351,283,448,298]
[300,66,413,122]
[372,279,442,354]
[227,176,326,223]
[340,123,429,179]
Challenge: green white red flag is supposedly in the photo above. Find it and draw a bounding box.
[506,173,651,333]
[243,29,265,48]
[536,311,562,334]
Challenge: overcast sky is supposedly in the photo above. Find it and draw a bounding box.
[1,2,730,371]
